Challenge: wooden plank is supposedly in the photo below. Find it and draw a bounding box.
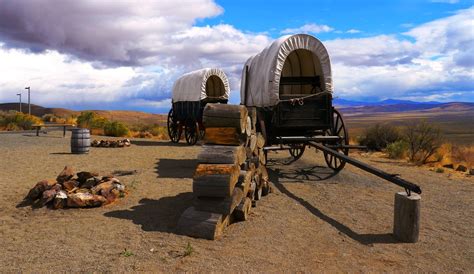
[258,165,269,182]
[176,207,226,240]
[233,197,252,222]
[204,127,247,146]
[203,104,248,133]
[236,170,252,197]
[193,187,243,215]
[249,133,257,153]
[203,103,248,119]
[193,174,239,198]
[197,145,246,165]
[258,148,266,165]
[247,107,257,131]
[194,164,240,178]
[256,133,265,148]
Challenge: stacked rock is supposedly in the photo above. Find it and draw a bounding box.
[91,139,131,148]
[23,166,126,209]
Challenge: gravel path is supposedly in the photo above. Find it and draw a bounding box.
[0,131,473,272]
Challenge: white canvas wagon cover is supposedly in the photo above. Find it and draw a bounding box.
[240,34,333,107]
[172,68,230,103]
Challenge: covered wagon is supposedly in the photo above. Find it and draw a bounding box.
[241,34,349,171]
[168,68,230,145]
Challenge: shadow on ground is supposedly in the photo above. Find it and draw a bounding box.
[155,159,198,178]
[104,193,193,232]
[131,140,191,147]
[23,134,64,138]
[269,164,338,182]
[268,167,399,245]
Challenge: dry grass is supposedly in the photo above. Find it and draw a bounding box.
[427,143,473,169]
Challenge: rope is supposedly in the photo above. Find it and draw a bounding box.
[279,89,331,106]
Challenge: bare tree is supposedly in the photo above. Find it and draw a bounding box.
[404,120,443,164]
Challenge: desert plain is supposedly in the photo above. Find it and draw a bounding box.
[0,130,473,272]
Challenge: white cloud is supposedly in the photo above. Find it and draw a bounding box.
[0,2,472,112]
[346,29,361,34]
[430,0,459,3]
[281,23,334,34]
[0,1,270,110]
[327,7,474,102]
[0,0,225,66]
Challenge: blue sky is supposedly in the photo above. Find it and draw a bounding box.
[0,0,472,113]
[202,0,472,38]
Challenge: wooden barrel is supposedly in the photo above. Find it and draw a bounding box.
[71,128,90,154]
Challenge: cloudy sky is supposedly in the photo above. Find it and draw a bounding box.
[0,0,472,113]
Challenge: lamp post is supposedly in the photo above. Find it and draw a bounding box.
[16,93,22,113]
[25,86,30,115]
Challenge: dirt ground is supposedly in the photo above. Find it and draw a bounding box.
[1,131,473,272]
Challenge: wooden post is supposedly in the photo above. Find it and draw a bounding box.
[393,192,421,243]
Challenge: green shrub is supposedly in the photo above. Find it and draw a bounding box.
[77,111,108,129]
[359,123,402,151]
[104,121,129,137]
[404,120,443,164]
[42,113,67,124]
[0,111,42,130]
[386,140,408,159]
[149,126,167,137]
[435,168,444,173]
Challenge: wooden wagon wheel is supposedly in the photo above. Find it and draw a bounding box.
[289,144,305,161]
[184,119,199,145]
[198,122,206,140]
[167,108,181,143]
[323,108,349,172]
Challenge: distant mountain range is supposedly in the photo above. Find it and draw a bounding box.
[1,100,473,119]
[333,98,443,107]
[334,99,474,114]
[0,103,166,126]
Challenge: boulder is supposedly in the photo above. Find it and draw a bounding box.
[81,177,100,189]
[41,189,58,206]
[75,188,92,193]
[62,180,80,191]
[66,192,107,208]
[91,181,114,195]
[102,188,121,203]
[469,168,474,176]
[77,171,98,184]
[53,190,68,209]
[26,179,56,200]
[57,166,75,183]
[456,165,467,172]
[51,183,63,192]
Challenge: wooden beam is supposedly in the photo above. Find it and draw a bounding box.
[193,173,239,198]
[203,104,248,133]
[197,145,246,165]
[204,127,247,146]
[193,187,243,215]
[176,207,228,240]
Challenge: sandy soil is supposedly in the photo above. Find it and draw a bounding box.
[1,131,473,272]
